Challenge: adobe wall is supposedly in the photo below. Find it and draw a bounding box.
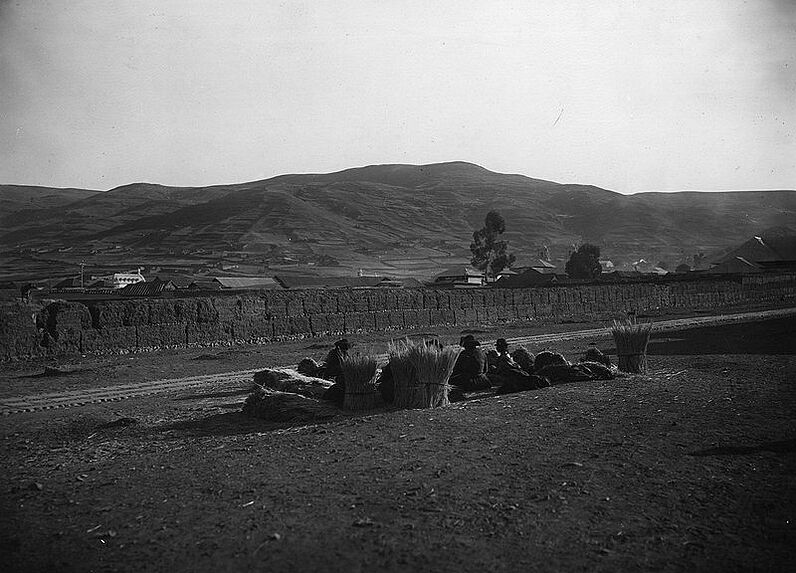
[1,273,794,362]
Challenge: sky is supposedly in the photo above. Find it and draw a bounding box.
[1,0,794,193]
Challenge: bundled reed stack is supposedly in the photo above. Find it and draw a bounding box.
[388,339,460,409]
[611,318,653,373]
[342,354,381,411]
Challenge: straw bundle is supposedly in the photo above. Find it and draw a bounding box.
[243,385,341,422]
[388,339,460,409]
[611,318,652,373]
[342,354,381,411]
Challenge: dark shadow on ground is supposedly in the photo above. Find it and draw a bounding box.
[642,317,796,356]
[192,349,253,361]
[689,438,796,457]
[24,366,82,378]
[150,411,350,437]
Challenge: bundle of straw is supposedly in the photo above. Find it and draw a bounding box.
[388,339,460,409]
[387,339,418,409]
[341,354,381,411]
[611,318,653,373]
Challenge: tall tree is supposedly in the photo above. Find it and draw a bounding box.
[565,243,602,279]
[470,210,516,279]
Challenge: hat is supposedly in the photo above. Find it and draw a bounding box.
[335,338,351,349]
[459,334,480,348]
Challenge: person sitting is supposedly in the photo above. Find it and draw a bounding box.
[491,338,549,394]
[320,339,351,406]
[449,335,492,391]
[376,362,395,404]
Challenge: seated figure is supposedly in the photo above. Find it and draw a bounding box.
[492,338,549,394]
[320,339,352,406]
[449,335,492,391]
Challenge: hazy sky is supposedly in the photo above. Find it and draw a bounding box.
[1,0,794,193]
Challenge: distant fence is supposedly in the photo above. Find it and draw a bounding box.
[1,272,794,362]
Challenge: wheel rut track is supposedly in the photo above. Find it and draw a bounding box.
[2,307,793,416]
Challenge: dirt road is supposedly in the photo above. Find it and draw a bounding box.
[2,307,793,416]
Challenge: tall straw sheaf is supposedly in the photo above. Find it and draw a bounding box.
[611,317,653,373]
[388,339,460,409]
[341,354,381,411]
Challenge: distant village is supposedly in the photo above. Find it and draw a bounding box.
[3,230,794,303]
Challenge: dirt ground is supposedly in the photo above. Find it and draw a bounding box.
[1,316,795,572]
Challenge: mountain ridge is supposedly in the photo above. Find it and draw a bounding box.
[1,162,794,279]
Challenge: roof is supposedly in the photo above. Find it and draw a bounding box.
[714,228,796,265]
[512,258,556,270]
[213,276,280,289]
[434,266,483,280]
[152,275,195,288]
[494,268,558,288]
[188,280,223,291]
[275,275,383,289]
[120,279,176,296]
[708,257,761,274]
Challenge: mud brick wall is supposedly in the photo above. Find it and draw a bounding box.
[1,273,794,361]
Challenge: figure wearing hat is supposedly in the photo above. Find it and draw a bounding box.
[449,335,492,391]
[320,339,351,406]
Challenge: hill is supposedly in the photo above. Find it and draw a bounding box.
[1,162,795,280]
[0,185,99,217]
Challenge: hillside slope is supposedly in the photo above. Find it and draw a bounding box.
[1,162,794,277]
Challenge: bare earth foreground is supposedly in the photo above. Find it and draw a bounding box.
[1,313,795,572]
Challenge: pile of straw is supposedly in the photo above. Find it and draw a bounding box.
[388,339,460,409]
[611,318,653,373]
[243,385,341,423]
[342,354,381,411]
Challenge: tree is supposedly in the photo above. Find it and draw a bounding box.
[565,243,602,279]
[470,210,516,279]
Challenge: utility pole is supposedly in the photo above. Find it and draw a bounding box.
[80,261,85,289]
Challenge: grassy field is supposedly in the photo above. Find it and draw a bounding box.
[1,317,795,572]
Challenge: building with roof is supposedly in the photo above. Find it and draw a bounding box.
[511,258,557,274]
[431,266,485,288]
[709,228,796,273]
[111,270,145,289]
[707,257,761,275]
[119,278,176,297]
[493,268,559,288]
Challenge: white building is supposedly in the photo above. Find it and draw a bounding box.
[111,269,145,289]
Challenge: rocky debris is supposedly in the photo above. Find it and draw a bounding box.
[534,351,568,371]
[511,347,535,374]
[536,362,614,385]
[581,347,612,367]
[252,368,333,399]
[242,386,341,423]
[296,358,321,376]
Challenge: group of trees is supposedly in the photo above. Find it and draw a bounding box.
[469,210,602,280]
[564,243,602,279]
